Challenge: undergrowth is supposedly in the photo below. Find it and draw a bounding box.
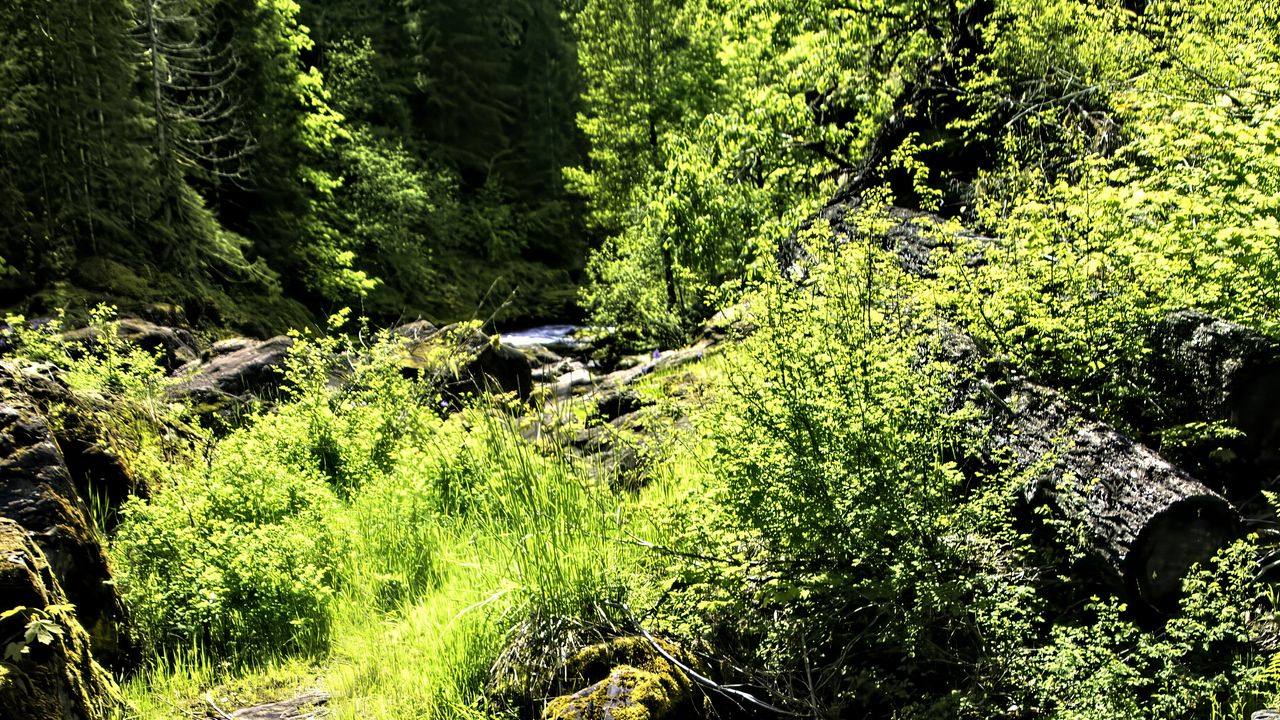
[103,317,639,719]
[13,287,1279,720]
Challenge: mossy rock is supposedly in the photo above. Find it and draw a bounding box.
[0,518,128,720]
[0,374,137,670]
[544,665,687,720]
[542,637,706,720]
[400,323,532,401]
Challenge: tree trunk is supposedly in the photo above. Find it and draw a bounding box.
[935,329,1242,613]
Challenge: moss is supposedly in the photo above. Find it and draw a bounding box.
[0,519,128,720]
[543,665,686,720]
[71,257,148,297]
[541,636,705,720]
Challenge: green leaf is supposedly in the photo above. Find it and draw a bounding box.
[0,607,27,623]
[3,642,27,661]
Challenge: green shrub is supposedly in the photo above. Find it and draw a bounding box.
[112,323,438,657]
[641,208,1280,717]
[113,426,345,656]
[643,221,999,715]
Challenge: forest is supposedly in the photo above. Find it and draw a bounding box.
[2,0,1280,719]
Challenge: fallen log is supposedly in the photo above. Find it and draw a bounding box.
[936,330,1242,613]
[787,199,1250,610]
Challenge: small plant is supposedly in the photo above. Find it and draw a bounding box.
[1,604,71,662]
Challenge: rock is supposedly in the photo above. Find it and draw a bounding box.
[593,390,654,423]
[543,637,703,720]
[936,327,1240,613]
[544,666,685,720]
[613,355,649,371]
[0,384,134,669]
[227,690,330,719]
[523,344,564,369]
[62,318,199,371]
[533,359,579,384]
[208,337,258,358]
[555,368,594,397]
[1134,310,1280,503]
[0,518,127,720]
[169,335,294,408]
[392,320,439,343]
[602,347,706,389]
[571,425,612,454]
[1,361,151,525]
[132,302,188,328]
[401,324,532,401]
[519,411,579,445]
[585,443,649,491]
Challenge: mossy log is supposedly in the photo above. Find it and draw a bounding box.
[938,330,1241,612]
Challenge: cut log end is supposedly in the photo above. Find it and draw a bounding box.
[1128,497,1241,613]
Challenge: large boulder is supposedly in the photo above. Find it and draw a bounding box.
[0,518,127,720]
[401,324,532,401]
[0,384,134,670]
[169,335,294,409]
[1134,310,1280,505]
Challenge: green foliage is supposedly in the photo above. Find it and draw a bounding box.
[1,605,71,662]
[714,235,956,566]
[112,417,346,656]
[645,226,1013,715]
[631,203,1280,717]
[12,2,1280,718]
[573,0,966,342]
[928,0,1280,412]
[111,316,634,718]
[1022,542,1275,719]
[299,0,589,323]
[0,0,589,330]
[111,322,435,656]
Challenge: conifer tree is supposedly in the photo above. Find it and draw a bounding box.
[0,0,159,288]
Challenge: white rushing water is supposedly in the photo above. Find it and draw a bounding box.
[497,324,582,347]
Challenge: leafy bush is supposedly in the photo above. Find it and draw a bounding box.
[112,323,437,656]
[640,224,1002,715]
[933,0,1280,414]
[638,210,1280,717]
[113,419,346,656]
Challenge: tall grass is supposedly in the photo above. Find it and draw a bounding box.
[324,409,632,719]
